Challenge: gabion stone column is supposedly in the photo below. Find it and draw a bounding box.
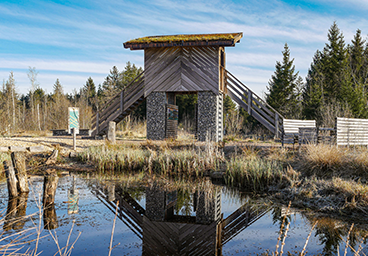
[145,186,166,221]
[197,91,223,142]
[196,187,222,225]
[147,92,166,140]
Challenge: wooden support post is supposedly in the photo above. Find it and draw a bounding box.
[107,121,116,144]
[3,161,18,198]
[43,171,59,206]
[247,91,252,115]
[96,112,100,136]
[11,152,29,193]
[72,128,77,150]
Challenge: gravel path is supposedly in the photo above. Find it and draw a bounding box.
[0,136,105,152]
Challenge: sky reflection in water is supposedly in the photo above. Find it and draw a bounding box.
[0,175,367,255]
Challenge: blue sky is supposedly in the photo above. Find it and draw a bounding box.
[1,0,368,97]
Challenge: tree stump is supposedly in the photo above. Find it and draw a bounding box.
[3,161,18,198]
[107,184,115,202]
[45,150,58,165]
[44,203,58,230]
[43,171,59,206]
[107,121,116,143]
[13,193,28,230]
[11,152,29,193]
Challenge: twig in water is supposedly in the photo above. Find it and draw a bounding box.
[354,234,367,256]
[108,200,120,256]
[344,223,354,256]
[300,221,318,256]
[275,201,291,256]
[50,220,81,256]
[280,220,290,256]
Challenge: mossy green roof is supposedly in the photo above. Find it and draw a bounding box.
[124,32,243,50]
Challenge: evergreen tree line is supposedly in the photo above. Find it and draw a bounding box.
[0,62,143,134]
[266,22,368,127]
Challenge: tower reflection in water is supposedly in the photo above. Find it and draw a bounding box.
[91,178,269,256]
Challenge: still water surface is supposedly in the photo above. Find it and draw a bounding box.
[0,174,367,255]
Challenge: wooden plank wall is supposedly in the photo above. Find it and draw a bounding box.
[336,117,368,146]
[283,119,316,134]
[144,46,220,97]
[282,119,316,145]
[142,217,218,256]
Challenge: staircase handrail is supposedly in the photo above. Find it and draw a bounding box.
[225,69,283,120]
[92,70,145,120]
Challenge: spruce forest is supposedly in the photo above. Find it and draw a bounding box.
[1,22,367,135]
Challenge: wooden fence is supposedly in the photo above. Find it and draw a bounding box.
[282,119,316,146]
[336,117,368,146]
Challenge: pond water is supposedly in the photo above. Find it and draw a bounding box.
[0,174,367,255]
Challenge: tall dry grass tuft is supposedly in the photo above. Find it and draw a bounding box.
[79,141,225,177]
[298,144,368,178]
[117,115,146,139]
[224,156,297,191]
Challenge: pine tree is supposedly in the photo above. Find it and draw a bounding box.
[322,21,348,102]
[302,51,325,119]
[350,29,366,82]
[121,61,143,89]
[84,77,97,110]
[102,66,122,99]
[266,43,302,118]
[347,29,368,117]
[51,79,68,129]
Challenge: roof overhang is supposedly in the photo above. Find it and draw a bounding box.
[123,32,243,50]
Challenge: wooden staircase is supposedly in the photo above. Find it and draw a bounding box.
[91,71,145,137]
[224,69,283,138]
[92,68,283,138]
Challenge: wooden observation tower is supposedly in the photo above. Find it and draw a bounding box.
[91,33,283,141]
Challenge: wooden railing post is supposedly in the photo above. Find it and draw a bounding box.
[120,90,124,113]
[247,91,252,115]
[275,113,279,139]
[96,112,99,135]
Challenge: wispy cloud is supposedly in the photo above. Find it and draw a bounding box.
[1,0,368,95]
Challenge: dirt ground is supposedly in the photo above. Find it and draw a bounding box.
[0,135,106,153]
[0,134,283,156]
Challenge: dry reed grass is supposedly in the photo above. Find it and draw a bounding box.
[79,139,224,177]
[0,185,80,256]
[116,116,146,139]
[297,144,368,178]
[225,146,299,191]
